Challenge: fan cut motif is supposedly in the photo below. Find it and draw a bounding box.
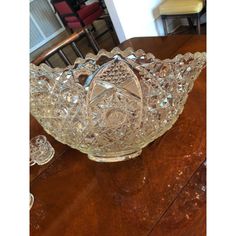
[30,47,206,162]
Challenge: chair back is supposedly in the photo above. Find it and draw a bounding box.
[77,2,104,26]
[51,0,83,29]
[53,1,73,15]
[51,0,104,28]
[32,29,98,67]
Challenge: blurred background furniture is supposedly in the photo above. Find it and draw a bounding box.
[159,0,206,35]
[51,0,117,43]
[51,0,103,30]
[32,29,96,67]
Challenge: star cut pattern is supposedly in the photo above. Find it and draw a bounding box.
[30,48,206,161]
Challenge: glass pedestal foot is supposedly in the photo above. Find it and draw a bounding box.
[88,150,142,162]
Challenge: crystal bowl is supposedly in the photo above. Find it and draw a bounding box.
[30,47,206,162]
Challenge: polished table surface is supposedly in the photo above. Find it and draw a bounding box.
[30,35,206,236]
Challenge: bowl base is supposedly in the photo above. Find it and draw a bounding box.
[88,150,142,162]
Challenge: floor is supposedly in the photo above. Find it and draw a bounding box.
[171,23,206,35]
[30,21,206,68]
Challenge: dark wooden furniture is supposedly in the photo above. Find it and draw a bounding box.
[51,0,118,43]
[32,29,98,67]
[30,35,206,236]
[51,0,103,30]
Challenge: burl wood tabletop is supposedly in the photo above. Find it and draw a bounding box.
[30,35,206,236]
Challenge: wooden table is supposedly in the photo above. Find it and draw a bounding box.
[30,35,206,236]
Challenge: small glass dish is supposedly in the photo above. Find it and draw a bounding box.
[30,193,34,210]
[30,135,55,166]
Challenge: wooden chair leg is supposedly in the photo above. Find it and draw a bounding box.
[196,13,201,35]
[84,27,100,53]
[105,16,119,45]
[161,16,168,35]
[91,23,96,32]
[111,31,120,46]
[187,17,194,29]
[58,49,71,65]
[45,59,53,67]
[104,15,112,30]
[71,42,84,58]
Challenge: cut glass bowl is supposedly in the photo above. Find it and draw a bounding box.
[30,47,206,162]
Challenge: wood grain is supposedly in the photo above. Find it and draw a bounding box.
[32,30,85,66]
[149,162,206,236]
[30,35,206,236]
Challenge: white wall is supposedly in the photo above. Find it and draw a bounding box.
[105,0,164,42]
[104,0,126,42]
[104,1,206,39]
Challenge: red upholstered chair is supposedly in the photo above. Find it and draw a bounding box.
[50,0,117,49]
[78,2,104,26]
[51,0,104,28]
